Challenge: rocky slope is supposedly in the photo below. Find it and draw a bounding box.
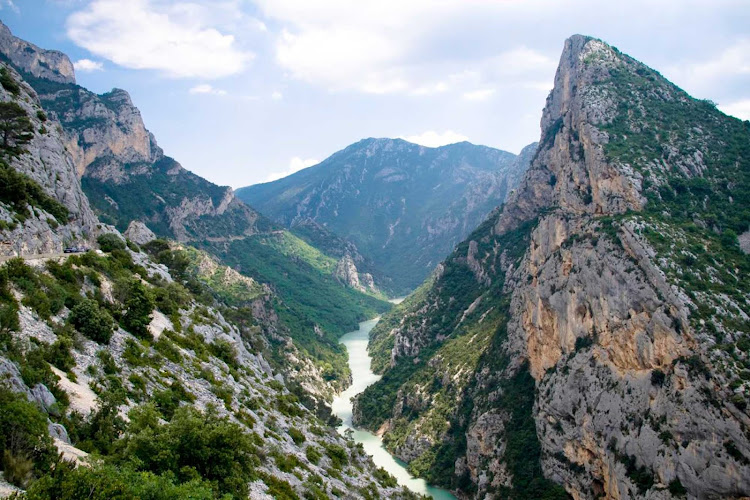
[0,22,262,245]
[0,22,393,407]
[0,58,99,256]
[238,139,535,294]
[0,239,417,498]
[0,26,411,493]
[354,35,750,499]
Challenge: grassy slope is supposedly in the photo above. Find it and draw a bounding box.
[201,231,390,339]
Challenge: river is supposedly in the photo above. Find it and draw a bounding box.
[330,313,457,500]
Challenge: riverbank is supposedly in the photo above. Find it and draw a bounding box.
[330,317,456,499]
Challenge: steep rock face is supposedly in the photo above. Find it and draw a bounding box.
[0,61,99,256]
[0,23,262,244]
[46,83,261,242]
[355,35,750,500]
[334,254,377,294]
[0,21,75,84]
[123,220,156,245]
[238,139,535,293]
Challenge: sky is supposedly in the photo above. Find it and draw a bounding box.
[1,0,749,188]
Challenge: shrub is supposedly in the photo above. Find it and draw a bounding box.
[323,443,348,469]
[153,337,182,363]
[122,280,154,339]
[288,427,306,445]
[574,335,594,352]
[0,102,34,155]
[125,239,140,252]
[668,478,687,496]
[24,460,215,500]
[0,301,19,347]
[0,163,69,221]
[209,338,238,368]
[69,298,114,344]
[153,381,194,420]
[650,369,666,386]
[73,402,126,455]
[305,446,321,465]
[2,449,33,488]
[0,386,56,483]
[120,405,259,498]
[96,350,120,375]
[97,233,126,253]
[44,336,75,372]
[0,67,20,95]
[153,282,190,316]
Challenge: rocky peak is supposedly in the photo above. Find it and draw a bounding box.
[123,221,156,246]
[497,35,645,234]
[0,21,75,84]
[355,33,750,500]
[47,86,159,178]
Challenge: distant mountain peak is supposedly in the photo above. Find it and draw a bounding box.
[238,138,536,292]
[0,21,76,84]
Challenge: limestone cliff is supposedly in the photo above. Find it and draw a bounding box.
[0,21,75,84]
[0,61,99,256]
[0,22,262,244]
[355,35,750,500]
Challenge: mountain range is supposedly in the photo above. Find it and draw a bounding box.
[353,34,750,499]
[0,16,748,500]
[238,138,536,294]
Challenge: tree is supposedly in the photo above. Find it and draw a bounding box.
[69,299,115,344]
[0,102,33,155]
[0,387,57,486]
[97,233,126,253]
[122,280,154,339]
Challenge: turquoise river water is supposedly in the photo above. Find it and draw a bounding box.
[330,311,457,500]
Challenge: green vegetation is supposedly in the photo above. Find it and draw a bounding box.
[0,161,69,223]
[0,101,33,155]
[0,66,20,95]
[237,138,525,293]
[80,155,256,238]
[121,279,155,340]
[97,233,126,252]
[597,53,750,396]
[0,387,57,488]
[355,216,571,498]
[69,299,114,343]
[202,232,391,388]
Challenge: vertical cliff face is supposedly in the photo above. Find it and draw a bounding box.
[0,21,261,244]
[355,35,750,499]
[0,21,75,84]
[0,61,99,256]
[36,79,261,242]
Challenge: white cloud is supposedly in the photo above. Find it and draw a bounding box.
[664,39,750,95]
[400,130,470,148]
[265,156,318,182]
[66,0,253,79]
[73,58,103,72]
[462,88,495,101]
[256,0,557,96]
[271,91,283,100]
[720,99,750,120]
[189,84,227,96]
